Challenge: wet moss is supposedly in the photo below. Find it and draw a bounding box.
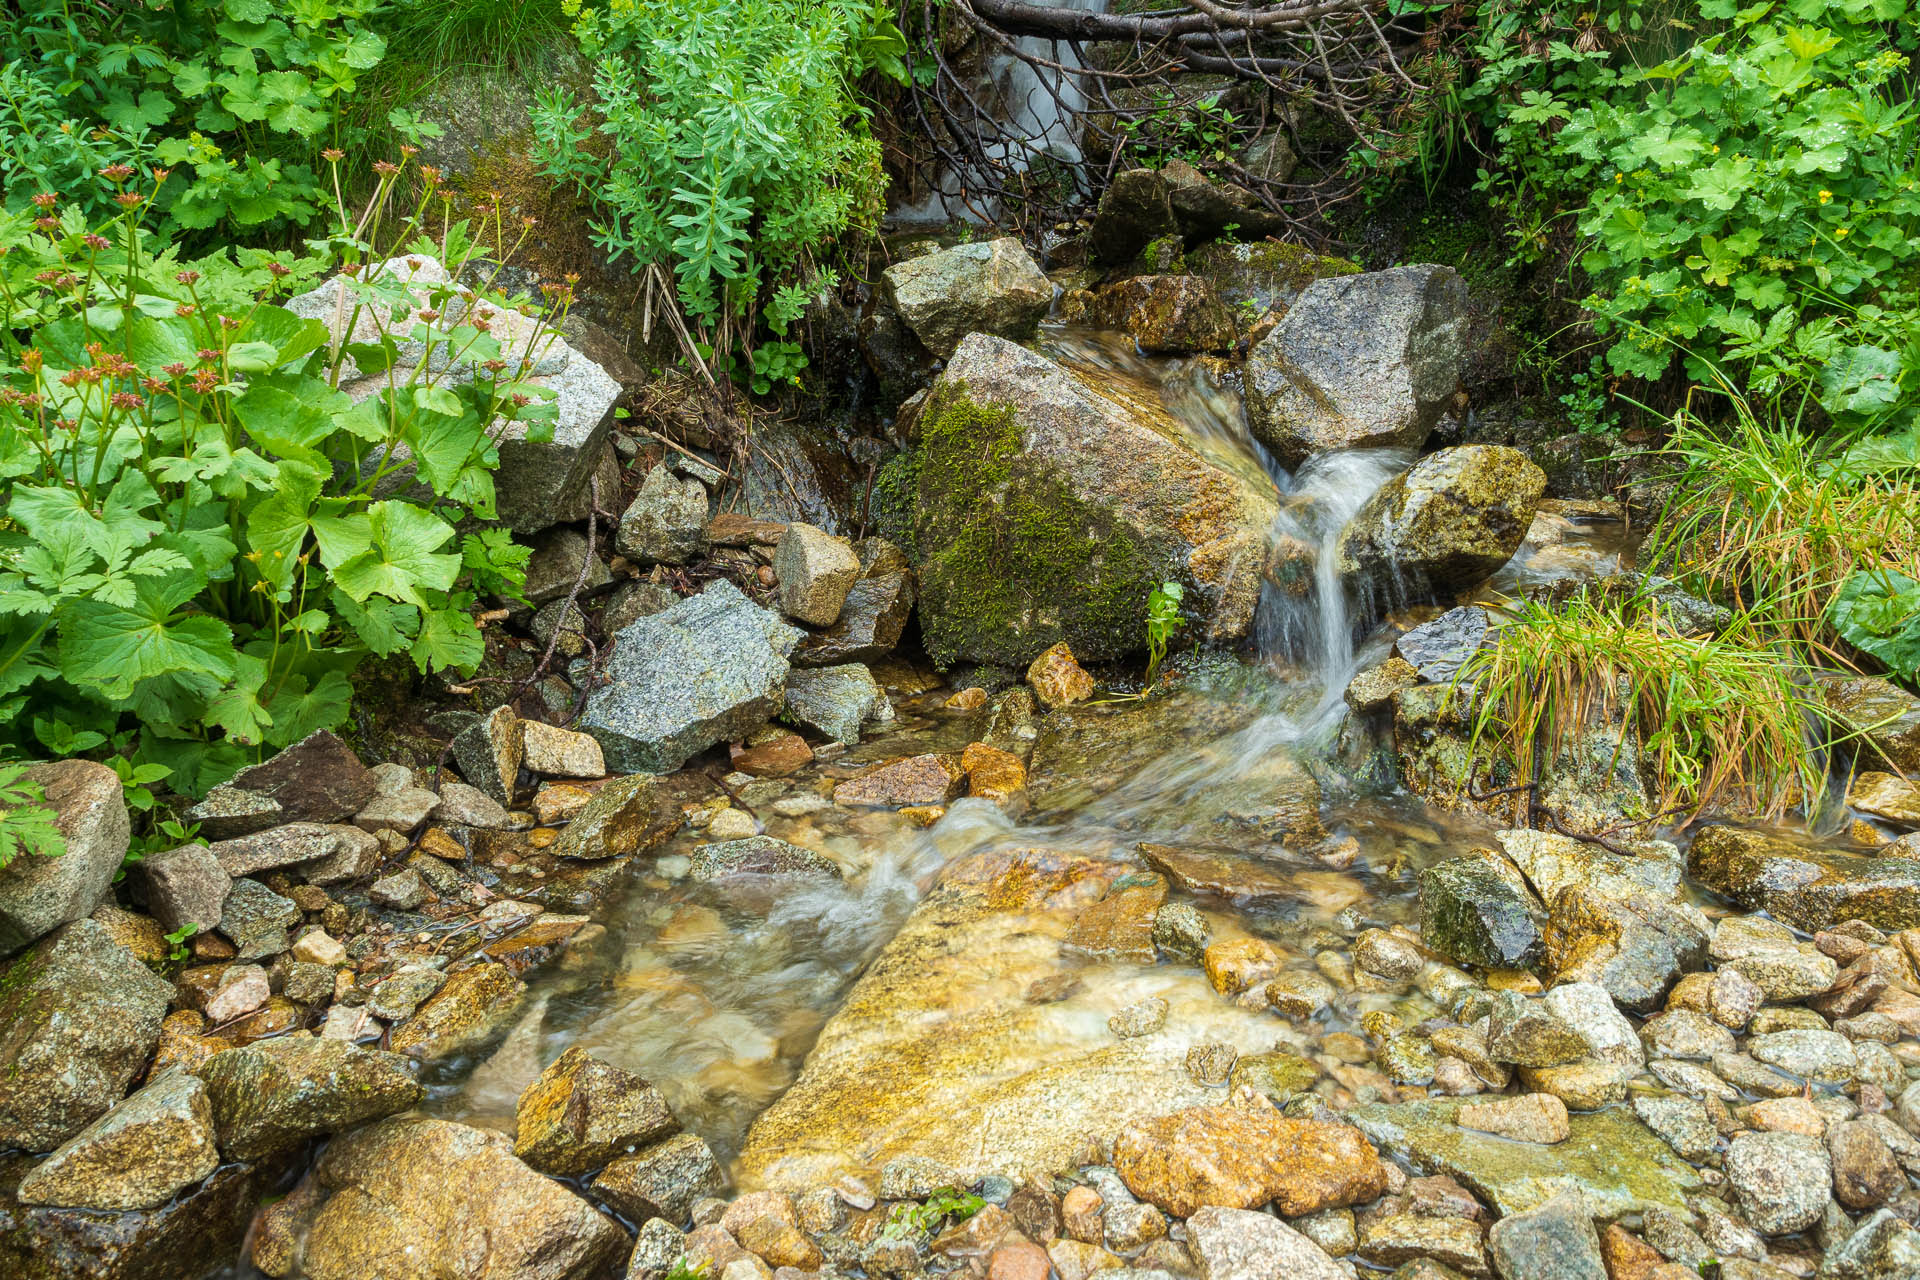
[1140,236,1187,273]
[907,388,1157,666]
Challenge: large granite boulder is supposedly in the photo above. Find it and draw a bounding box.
[285,256,621,534]
[1058,275,1236,354]
[735,847,1288,1191]
[879,238,1052,359]
[1820,675,1920,772]
[1336,445,1546,601]
[257,1116,624,1280]
[578,579,804,773]
[1688,826,1920,933]
[199,1037,423,1160]
[1086,169,1179,267]
[14,1072,219,1211]
[0,920,173,1152]
[0,760,128,956]
[1243,265,1469,468]
[894,334,1279,665]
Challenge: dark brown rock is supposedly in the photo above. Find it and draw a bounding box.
[225,731,375,824]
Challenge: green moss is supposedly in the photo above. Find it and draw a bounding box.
[870,446,923,558]
[907,388,1158,665]
[1140,235,1187,274]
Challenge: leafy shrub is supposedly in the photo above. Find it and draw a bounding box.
[1830,568,1920,681]
[531,0,898,345]
[1468,0,1920,416]
[0,161,551,793]
[1,0,398,237]
[0,762,65,871]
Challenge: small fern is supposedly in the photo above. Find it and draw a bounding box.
[0,764,66,872]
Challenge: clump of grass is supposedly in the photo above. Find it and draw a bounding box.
[1647,395,1920,665]
[1459,588,1833,828]
[382,0,572,72]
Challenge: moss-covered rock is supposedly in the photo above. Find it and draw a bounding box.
[1688,826,1920,933]
[1183,239,1360,319]
[1057,275,1236,353]
[903,334,1281,666]
[1336,444,1546,600]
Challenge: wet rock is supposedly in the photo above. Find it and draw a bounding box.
[1749,1029,1855,1084]
[1820,676,1920,773]
[0,1157,280,1280]
[368,866,427,910]
[389,961,526,1059]
[689,836,841,881]
[793,571,915,668]
[1336,445,1546,600]
[215,878,300,959]
[1457,1093,1569,1144]
[581,580,804,773]
[1726,1131,1829,1234]
[1346,657,1421,714]
[1419,851,1546,970]
[962,741,1029,810]
[1631,1095,1717,1162]
[834,753,965,807]
[1544,883,1708,1014]
[1689,827,1920,933]
[514,1046,678,1177]
[13,1072,218,1211]
[452,704,524,807]
[1140,844,1314,908]
[774,523,860,626]
[1484,1190,1606,1280]
[365,966,443,1022]
[519,721,606,779]
[141,845,232,935]
[202,964,271,1023]
[592,1131,726,1224]
[1185,1205,1347,1280]
[549,772,679,861]
[1820,1208,1920,1278]
[1357,1215,1487,1274]
[784,664,888,744]
[1487,992,1588,1067]
[882,238,1052,360]
[1243,266,1468,468]
[1109,997,1169,1039]
[1710,915,1840,1000]
[1062,276,1235,354]
[1152,901,1210,963]
[1393,607,1493,685]
[1540,981,1644,1069]
[1355,929,1424,982]
[1348,1099,1700,1219]
[284,1115,625,1280]
[1828,1120,1903,1210]
[350,780,437,835]
[1066,876,1166,963]
[199,1036,421,1159]
[1088,170,1179,269]
[618,463,709,565]
[0,920,172,1152]
[1266,971,1335,1020]
[1111,1106,1385,1217]
[223,730,375,825]
[902,335,1278,665]
[0,761,128,956]
[1850,771,1920,825]
[1202,936,1281,996]
[1027,642,1095,710]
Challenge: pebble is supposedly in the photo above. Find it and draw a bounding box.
[1108,997,1168,1039]
[1639,1009,1737,1060]
[1748,1030,1857,1084]
[1727,1131,1832,1234]
[1455,1092,1570,1144]
[1632,1095,1718,1161]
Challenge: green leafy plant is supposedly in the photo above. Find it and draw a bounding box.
[2,0,396,239]
[530,0,896,375]
[1829,569,1920,682]
[1144,581,1187,686]
[164,922,198,964]
[1558,356,1621,436]
[0,762,65,871]
[881,1188,985,1239]
[0,159,550,793]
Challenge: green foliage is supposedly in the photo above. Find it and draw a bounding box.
[0,0,393,239]
[531,0,895,350]
[0,762,66,871]
[1144,581,1186,685]
[1461,586,1833,825]
[164,922,198,964]
[1557,356,1621,436]
[0,164,549,793]
[380,0,571,71]
[1467,0,1920,416]
[882,1188,985,1239]
[1830,569,1920,681]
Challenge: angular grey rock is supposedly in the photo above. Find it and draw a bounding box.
[1336,444,1547,601]
[435,779,512,828]
[1819,1208,1920,1279]
[1689,826,1920,934]
[616,463,708,565]
[773,522,860,626]
[1749,1029,1856,1085]
[603,580,682,634]
[351,782,439,835]
[0,1159,277,1280]
[199,1036,423,1160]
[0,919,173,1151]
[202,821,379,880]
[0,760,129,956]
[14,1072,220,1211]
[579,579,803,773]
[1632,1095,1717,1162]
[1393,607,1491,684]
[688,836,842,882]
[1484,1190,1606,1280]
[524,526,613,606]
[367,965,446,1022]
[216,878,302,960]
[225,730,375,824]
[519,720,606,779]
[880,237,1053,358]
[1087,169,1178,268]
[902,334,1279,665]
[793,571,915,667]
[1726,1131,1830,1235]
[1243,265,1468,468]
[369,868,427,911]
[547,773,678,862]
[591,1131,727,1225]
[783,663,888,745]
[1184,1205,1346,1280]
[451,704,523,806]
[181,784,285,840]
[1419,851,1545,971]
[1541,981,1644,1069]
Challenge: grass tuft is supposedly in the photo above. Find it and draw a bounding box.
[1460,587,1834,828]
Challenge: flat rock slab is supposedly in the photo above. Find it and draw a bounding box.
[735,848,1287,1191]
[1140,844,1317,906]
[1688,826,1920,933]
[1347,1098,1700,1220]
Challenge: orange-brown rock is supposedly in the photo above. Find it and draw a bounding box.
[833,754,966,807]
[1202,937,1281,996]
[1111,1106,1387,1217]
[1063,876,1166,963]
[1027,643,1095,710]
[1599,1224,1698,1280]
[732,732,815,778]
[963,742,1030,810]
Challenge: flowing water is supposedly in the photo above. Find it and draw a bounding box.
[422,328,1642,1176]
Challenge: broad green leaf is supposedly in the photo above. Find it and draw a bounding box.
[413,384,463,417]
[328,501,459,607]
[244,459,324,589]
[203,652,274,744]
[61,578,237,701]
[1819,345,1902,415]
[1829,570,1920,681]
[411,606,484,675]
[262,669,352,747]
[331,588,418,656]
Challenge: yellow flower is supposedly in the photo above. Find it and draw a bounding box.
[1818,190,1832,204]
[1615,173,1623,183]
[1835,227,1849,237]
[1712,145,1720,154]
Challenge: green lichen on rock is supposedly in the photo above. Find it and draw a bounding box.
[1184,239,1360,314]
[1140,235,1187,273]
[908,387,1157,666]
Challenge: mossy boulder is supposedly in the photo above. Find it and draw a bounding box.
[899,334,1281,666]
[1183,240,1360,318]
[1419,849,1546,972]
[1687,826,1920,933]
[1057,275,1236,353]
[1336,444,1546,601]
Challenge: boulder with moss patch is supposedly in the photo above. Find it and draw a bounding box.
[896,334,1280,665]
